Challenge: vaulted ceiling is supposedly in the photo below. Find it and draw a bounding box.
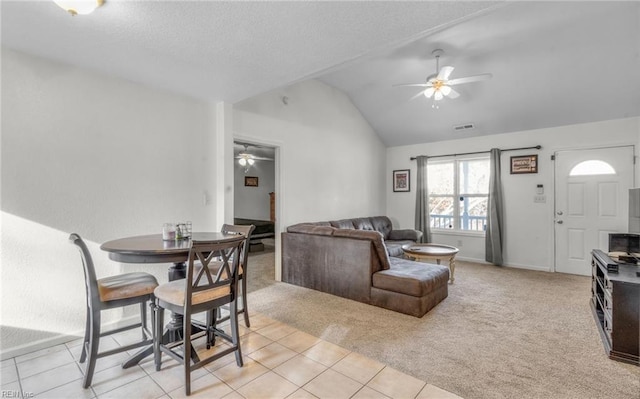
[2,1,639,147]
[317,1,640,146]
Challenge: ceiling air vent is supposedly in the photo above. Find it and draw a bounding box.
[453,123,475,131]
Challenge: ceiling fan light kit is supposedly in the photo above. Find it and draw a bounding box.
[235,142,275,173]
[394,48,492,108]
[238,155,254,173]
[238,156,255,167]
[53,0,104,16]
[237,144,256,172]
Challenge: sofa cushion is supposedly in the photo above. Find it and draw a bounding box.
[352,217,375,232]
[370,216,393,239]
[330,219,356,229]
[372,257,449,297]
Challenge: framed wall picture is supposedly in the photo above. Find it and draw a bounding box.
[244,176,259,187]
[510,155,538,174]
[393,169,410,192]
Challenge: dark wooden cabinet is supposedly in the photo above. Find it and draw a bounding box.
[591,250,640,365]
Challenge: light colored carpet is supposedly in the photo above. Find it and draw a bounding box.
[246,248,640,399]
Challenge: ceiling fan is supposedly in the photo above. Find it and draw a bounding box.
[234,143,273,172]
[394,49,492,108]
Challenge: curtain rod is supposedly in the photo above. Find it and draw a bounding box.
[410,145,541,161]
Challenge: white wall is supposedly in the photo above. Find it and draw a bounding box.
[234,79,387,226]
[234,79,388,278]
[234,160,275,220]
[387,117,640,271]
[0,48,220,354]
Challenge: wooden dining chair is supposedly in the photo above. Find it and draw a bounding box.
[194,224,255,327]
[220,224,255,327]
[153,236,245,396]
[69,233,158,388]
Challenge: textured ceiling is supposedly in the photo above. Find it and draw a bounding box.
[2,1,638,147]
[318,1,640,146]
[1,0,500,103]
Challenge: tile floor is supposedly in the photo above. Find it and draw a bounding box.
[0,312,462,399]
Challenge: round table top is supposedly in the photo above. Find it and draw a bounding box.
[100,232,240,264]
[402,243,459,257]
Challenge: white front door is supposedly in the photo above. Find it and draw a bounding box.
[554,146,634,275]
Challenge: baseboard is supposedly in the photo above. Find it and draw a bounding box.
[505,262,552,273]
[0,315,139,360]
[457,256,552,273]
[0,332,82,360]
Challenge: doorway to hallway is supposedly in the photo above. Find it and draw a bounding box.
[233,140,277,259]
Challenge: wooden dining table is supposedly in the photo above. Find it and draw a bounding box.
[100,232,240,368]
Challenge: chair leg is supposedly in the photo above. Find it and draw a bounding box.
[206,309,215,349]
[154,304,164,372]
[140,302,148,340]
[183,312,192,396]
[241,275,250,328]
[230,300,243,367]
[82,307,101,388]
[148,300,155,339]
[79,305,91,364]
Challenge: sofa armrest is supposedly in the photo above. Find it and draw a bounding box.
[388,229,423,242]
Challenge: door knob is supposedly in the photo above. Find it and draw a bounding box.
[557,220,564,224]
[557,211,563,215]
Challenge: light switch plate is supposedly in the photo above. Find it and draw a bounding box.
[534,195,546,203]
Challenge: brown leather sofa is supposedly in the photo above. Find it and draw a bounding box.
[282,216,449,317]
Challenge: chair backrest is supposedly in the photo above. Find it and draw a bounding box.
[69,233,100,307]
[221,224,255,275]
[185,237,245,309]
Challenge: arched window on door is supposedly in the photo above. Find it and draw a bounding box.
[569,160,616,176]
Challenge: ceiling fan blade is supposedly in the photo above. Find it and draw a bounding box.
[409,90,428,101]
[447,87,460,99]
[448,73,493,85]
[393,83,431,87]
[437,66,454,81]
[424,87,436,99]
[235,155,273,161]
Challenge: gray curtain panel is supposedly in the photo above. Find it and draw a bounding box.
[485,148,504,265]
[415,156,432,243]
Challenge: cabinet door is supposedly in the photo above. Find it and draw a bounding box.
[611,282,640,356]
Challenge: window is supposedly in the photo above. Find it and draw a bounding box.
[569,160,616,176]
[428,157,490,232]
